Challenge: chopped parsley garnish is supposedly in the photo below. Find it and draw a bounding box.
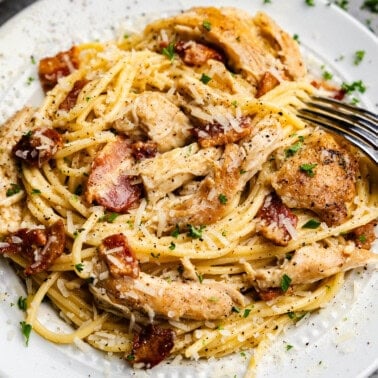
[162,42,175,61]
[218,194,228,205]
[239,169,247,175]
[361,0,378,12]
[350,97,360,106]
[203,20,212,31]
[299,163,317,177]
[24,130,33,138]
[240,351,247,357]
[232,306,241,313]
[334,0,349,10]
[20,321,32,346]
[287,311,308,322]
[123,33,129,39]
[196,272,204,283]
[285,140,303,157]
[126,354,135,361]
[263,0,272,3]
[280,274,292,292]
[302,219,321,229]
[75,263,84,272]
[31,188,41,195]
[6,183,21,197]
[17,296,27,312]
[341,80,366,94]
[187,224,205,239]
[171,224,180,238]
[151,252,160,259]
[305,0,315,6]
[286,344,294,351]
[200,73,212,84]
[208,296,219,302]
[358,234,367,243]
[322,70,333,80]
[26,76,35,85]
[73,228,85,238]
[354,50,365,65]
[99,212,119,223]
[85,96,91,102]
[231,100,238,107]
[243,309,252,318]
[30,55,36,64]
[293,34,300,43]
[169,241,176,250]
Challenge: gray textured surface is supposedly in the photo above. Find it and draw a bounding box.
[0,0,376,377]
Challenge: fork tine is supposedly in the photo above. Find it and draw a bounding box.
[298,108,377,147]
[309,96,378,123]
[297,112,378,163]
[305,97,377,135]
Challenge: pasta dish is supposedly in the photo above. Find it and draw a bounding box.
[0,6,377,375]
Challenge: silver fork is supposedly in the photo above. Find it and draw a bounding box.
[297,96,378,164]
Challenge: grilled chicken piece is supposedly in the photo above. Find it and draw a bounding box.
[168,143,242,227]
[115,92,192,153]
[271,131,358,226]
[249,242,378,290]
[145,7,306,88]
[93,271,244,321]
[138,143,221,203]
[85,137,141,213]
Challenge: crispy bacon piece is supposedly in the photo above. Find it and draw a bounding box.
[257,287,282,301]
[311,80,346,101]
[59,80,88,111]
[256,71,280,98]
[128,324,175,368]
[98,233,139,279]
[131,141,158,161]
[192,116,253,148]
[175,40,224,66]
[85,137,141,213]
[38,46,80,92]
[0,220,66,275]
[12,127,63,167]
[347,221,377,249]
[256,192,298,246]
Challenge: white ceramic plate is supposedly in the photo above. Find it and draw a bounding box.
[0,1,377,377]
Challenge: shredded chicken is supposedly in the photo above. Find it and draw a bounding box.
[93,271,244,321]
[249,242,378,290]
[146,7,306,89]
[115,92,192,152]
[272,131,358,226]
[138,143,221,203]
[167,143,242,227]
